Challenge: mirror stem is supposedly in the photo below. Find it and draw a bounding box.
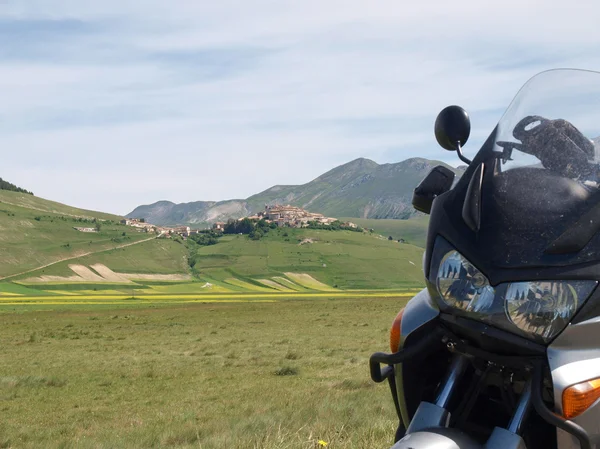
[456,142,472,165]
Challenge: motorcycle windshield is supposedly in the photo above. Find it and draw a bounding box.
[474,69,600,267]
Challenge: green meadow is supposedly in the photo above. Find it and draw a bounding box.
[191,228,425,291]
[0,188,428,295]
[0,296,409,449]
[340,217,429,248]
[10,238,190,281]
[5,227,424,296]
[0,187,429,448]
[0,191,151,280]
[0,190,122,222]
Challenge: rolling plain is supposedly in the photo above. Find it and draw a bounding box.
[0,188,426,448]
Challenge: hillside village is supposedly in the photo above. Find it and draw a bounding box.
[122,205,357,238]
[213,205,354,232]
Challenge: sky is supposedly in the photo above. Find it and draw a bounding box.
[2,1,600,215]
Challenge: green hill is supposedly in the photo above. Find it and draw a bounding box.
[340,216,429,248]
[190,228,425,290]
[7,227,425,293]
[0,190,150,279]
[0,190,121,222]
[0,188,428,293]
[127,157,463,227]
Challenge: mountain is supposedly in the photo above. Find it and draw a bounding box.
[128,199,251,227]
[127,157,463,227]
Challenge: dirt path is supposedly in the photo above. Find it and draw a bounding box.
[0,234,161,281]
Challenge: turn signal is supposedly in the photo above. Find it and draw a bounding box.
[389,308,405,353]
[562,377,600,419]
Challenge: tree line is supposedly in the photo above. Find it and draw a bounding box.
[223,218,277,240]
[0,177,33,195]
[305,220,363,232]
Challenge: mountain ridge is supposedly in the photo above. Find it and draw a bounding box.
[127,157,463,227]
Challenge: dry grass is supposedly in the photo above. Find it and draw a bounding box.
[0,296,408,448]
[283,273,337,291]
[257,279,296,292]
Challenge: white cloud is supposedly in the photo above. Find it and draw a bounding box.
[1,1,600,214]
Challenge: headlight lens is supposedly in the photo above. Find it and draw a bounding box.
[504,281,596,341]
[437,251,495,313]
[431,238,598,343]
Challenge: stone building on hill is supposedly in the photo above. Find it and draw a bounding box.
[264,205,338,228]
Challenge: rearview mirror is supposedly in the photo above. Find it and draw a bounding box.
[435,105,471,164]
[412,165,455,214]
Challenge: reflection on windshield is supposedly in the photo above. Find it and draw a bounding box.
[492,69,600,189]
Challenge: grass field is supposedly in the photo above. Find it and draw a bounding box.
[0,287,419,311]
[0,186,429,293]
[11,239,191,282]
[340,217,429,248]
[0,296,409,448]
[0,189,428,447]
[0,196,152,279]
[192,228,425,291]
[5,227,425,294]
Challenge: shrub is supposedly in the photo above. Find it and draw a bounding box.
[285,351,300,360]
[274,366,298,376]
[189,232,219,246]
[224,218,254,235]
[249,229,263,240]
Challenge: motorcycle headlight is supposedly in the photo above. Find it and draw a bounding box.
[437,250,495,313]
[504,281,596,341]
[430,237,598,343]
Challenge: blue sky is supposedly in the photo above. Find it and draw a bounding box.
[1,1,600,214]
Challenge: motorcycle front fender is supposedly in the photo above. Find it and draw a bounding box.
[391,427,481,449]
[390,427,526,449]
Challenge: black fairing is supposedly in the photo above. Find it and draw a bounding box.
[425,127,600,283]
[424,127,600,327]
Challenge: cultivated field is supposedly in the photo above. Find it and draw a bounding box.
[15,239,191,280]
[192,229,425,291]
[0,197,152,279]
[0,185,427,447]
[339,217,429,248]
[0,295,410,448]
[8,227,425,295]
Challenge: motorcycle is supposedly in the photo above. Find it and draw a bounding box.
[370,68,600,449]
